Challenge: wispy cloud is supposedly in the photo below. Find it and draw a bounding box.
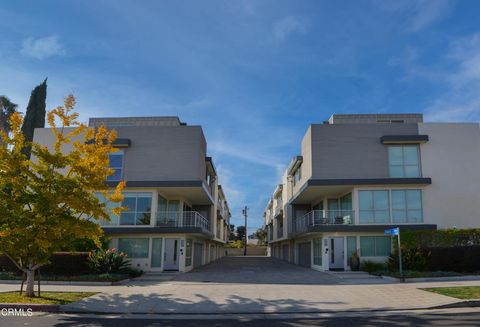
[424,33,480,122]
[20,35,66,60]
[272,16,309,42]
[408,0,452,32]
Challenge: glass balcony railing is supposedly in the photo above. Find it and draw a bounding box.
[295,210,355,233]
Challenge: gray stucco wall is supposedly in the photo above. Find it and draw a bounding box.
[310,123,419,179]
[113,125,207,182]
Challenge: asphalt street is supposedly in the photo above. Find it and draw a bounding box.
[3,309,480,327]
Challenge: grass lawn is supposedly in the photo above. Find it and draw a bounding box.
[0,271,130,282]
[422,286,480,300]
[0,291,97,305]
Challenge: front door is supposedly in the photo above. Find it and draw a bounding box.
[330,237,344,270]
[164,238,180,271]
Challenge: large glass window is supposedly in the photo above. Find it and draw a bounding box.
[186,239,193,266]
[388,146,420,178]
[392,190,423,223]
[360,236,391,257]
[120,192,152,225]
[313,238,322,266]
[293,165,302,186]
[359,191,390,223]
[95,193,119,226]
[107,151,124,181]
[118,238,149,258]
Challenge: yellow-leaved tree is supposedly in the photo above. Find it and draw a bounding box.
[0,95,124,297]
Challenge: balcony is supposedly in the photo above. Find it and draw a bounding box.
[274,201,283,217]
[295,210,354,233]
[156,211,210,233]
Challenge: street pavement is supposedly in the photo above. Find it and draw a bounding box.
[4,308,480,326]
[1,257,480,314]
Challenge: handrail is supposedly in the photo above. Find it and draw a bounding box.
[156,211,210,232]
[295,210,355,233]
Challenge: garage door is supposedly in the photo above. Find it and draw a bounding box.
[193,243,204,268]
[298,241,311,268]
[282,244,289,261]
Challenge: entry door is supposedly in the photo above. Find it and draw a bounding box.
[193,243,204,268]
[330,237,344,270]
[164,238,180,271]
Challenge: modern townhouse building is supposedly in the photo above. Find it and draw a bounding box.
[33,116,231,273]
[266,113,480,271]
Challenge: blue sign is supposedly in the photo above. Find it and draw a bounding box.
[384,227,399,235]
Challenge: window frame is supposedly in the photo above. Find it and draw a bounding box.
[120,192,153,226]
[118,238,150,258]
[107,150,124,181]
[360,236,392,257]
[388,145,421,178]
[293,164,302,186]
[313,238,322,266]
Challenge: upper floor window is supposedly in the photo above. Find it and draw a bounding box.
[392,190,423,223]
[107,151,124,181]
[120,192,152,225]
[293,165,302,186]
[388,145,420,178]
[359,190,389,223]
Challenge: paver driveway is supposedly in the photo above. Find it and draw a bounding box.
[172,256,339,284]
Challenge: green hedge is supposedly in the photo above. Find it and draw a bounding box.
[401,229,480,248]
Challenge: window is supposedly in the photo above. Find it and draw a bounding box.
[118,238,149,258]
[313,238,322,266]
[120,192,152,225]
[347,236,357,266]
[185,239,193,266]
[360,236,391,257]
[359,191,390,223]
[107,151,124,181]
[293,165,302,186]
[95,193,119,226]
[388,146,420,178]
[392,190,423,223]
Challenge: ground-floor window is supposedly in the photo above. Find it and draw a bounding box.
[185,239,193,266]
[313,238,322,266]
[118,238,150,258]
[360,236,391,257]
[346,236,357,266]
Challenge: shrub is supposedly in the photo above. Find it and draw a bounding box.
[0,253,91,275]
[401,229,480,249]
[226,240,244,248]
[361,260,386,273]
[87,248,131,274]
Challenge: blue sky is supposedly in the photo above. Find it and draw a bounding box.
[1,0,480,232]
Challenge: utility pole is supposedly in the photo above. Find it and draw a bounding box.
[242,206,248,256]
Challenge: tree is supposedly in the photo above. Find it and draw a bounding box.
[21,78,47,159]
[0,95,125,297]
[0,96,18,136]
[229,224,236,241]
[236,226,246,241]
[254,228,267,245]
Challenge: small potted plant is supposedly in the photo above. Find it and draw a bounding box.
[350,251,360,271]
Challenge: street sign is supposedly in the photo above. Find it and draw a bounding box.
[384,227,399,235]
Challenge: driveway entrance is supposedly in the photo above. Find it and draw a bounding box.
[173,256,339,284]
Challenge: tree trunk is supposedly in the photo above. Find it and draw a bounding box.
[25,269,36,297]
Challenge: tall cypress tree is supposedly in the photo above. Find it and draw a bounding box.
[21,78,47,158]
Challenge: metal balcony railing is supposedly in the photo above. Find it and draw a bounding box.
[156,211,210,233]
[295,210,355,233]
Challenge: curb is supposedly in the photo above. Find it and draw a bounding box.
[377,275,480,283]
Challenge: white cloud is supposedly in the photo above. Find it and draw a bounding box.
[20,35,66,60]
[272,16,309,42]
[424,33,480,122]
[409,0,452,32]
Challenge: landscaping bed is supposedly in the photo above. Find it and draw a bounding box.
[422,286,480,300]
[0,271,131,282]
[0,291,97,305]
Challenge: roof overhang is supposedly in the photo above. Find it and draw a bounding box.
[85,138,131,148]
[291,224,437,236]
[380,135,429,144]
[205,157,217,176]
[287,156,303,175]
[106,180,214,205]
[290,178,432,204]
